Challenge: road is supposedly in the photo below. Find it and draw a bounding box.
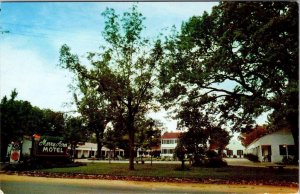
[1,175,298,194]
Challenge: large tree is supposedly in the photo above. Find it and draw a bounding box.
[59,5,162,170]
[159,2,298,161]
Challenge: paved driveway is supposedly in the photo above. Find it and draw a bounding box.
[224,158,299,169]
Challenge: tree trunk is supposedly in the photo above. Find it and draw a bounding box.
[290,124,299,163]
[150,150,153,166]
[71,143,77,160]
[218,149,223,159]
[128,129,135,170]
[109,150,111,164]
[95,131,103,159]
[127,109,135,170]
[287,109,298,163]
[181,159,185,170]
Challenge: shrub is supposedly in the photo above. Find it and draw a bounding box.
[206,150,218,158]
[233,155,237,158]
[205,157,228,168]
[245,154,259,162]
[282,155,294,164]
[192,155,207,167]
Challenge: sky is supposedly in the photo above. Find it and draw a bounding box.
[0,2,267,139]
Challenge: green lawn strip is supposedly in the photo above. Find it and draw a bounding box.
[39,163,298,183]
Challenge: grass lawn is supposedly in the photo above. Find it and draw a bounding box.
[39,163,299,183]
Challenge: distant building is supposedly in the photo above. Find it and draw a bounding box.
[74,142,124,159]
[225,137,245,158]
[136,145,161,158]
[244,129,295,163]
[160,132,181,158]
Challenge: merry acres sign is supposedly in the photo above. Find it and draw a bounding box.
[34,136,68,157]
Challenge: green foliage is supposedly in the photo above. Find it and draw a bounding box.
[135,117,162,150]
[174,142,186,161]
[205,157,228,168]
[40,109,65,136]
[174,142,187,170]
[0,90,68,160]
[103,128,118,151]
[59,5,163,170]
[64,116,88,146]
[159,2,298,158]
[176,109,231,160]
[209,127,231,155]
[73,81,113,158]
[206,150,218,158]
[178,128,207,159]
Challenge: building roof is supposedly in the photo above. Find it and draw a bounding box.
[246,128,293,149]
[161,132,181,139]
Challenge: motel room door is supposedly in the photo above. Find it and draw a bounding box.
[261,145,272,162]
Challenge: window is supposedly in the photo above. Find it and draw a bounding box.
[237,150,243,156]
[279,145,296,155]
[162,140,168,144]
[162,149,174,154]
[227,150,233,156]
[162,139,177,144]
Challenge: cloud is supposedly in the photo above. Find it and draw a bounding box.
[0,42,74,112]
[0,2,226,129]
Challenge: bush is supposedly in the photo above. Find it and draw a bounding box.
[206,150,218,158]
[192,155,207,167]
[205,157,228,168]
[282,155,294,164]
[244,154,259,162]
[233,155,237,158]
